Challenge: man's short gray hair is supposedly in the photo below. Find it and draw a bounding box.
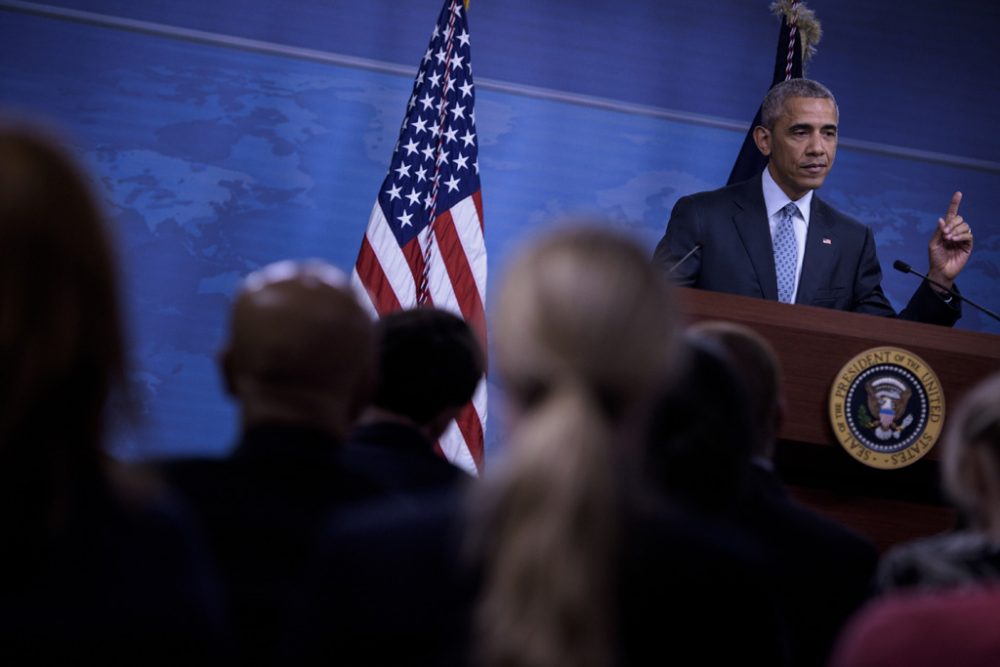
[760,78,838,130]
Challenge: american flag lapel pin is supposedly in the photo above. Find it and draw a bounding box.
[822,237,833,245]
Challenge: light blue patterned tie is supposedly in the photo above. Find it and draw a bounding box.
[773,202,798,304]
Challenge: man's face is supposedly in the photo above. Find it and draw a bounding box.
[754,96,838,200]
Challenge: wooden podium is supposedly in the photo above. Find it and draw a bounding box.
[676,287,1000,552]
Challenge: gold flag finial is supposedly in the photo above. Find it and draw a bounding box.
[770,1,823,64]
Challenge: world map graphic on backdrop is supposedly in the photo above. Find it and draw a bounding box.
[1,7,997,460]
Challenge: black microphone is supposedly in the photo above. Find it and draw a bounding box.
[893,260,1000,323]
[668,243,703,276]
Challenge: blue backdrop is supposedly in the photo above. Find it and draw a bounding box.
[1,0,997,460]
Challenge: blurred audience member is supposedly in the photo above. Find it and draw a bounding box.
[685,321,878,667]
[878,372,1000,593]
[0,127,223,663]
[162,260,380,664]
[470,228,787,667]
[290,310,483,665]
[645,338,756,513]
[342,306,483,496]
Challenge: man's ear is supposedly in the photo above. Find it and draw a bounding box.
[753,125,772,157]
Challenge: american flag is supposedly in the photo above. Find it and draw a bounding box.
[352,0,486,474]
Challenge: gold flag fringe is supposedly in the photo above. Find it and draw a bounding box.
[770,0,823,66]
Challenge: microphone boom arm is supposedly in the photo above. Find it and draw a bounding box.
[893,260,1000,323]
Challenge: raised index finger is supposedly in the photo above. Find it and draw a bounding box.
[945,191,963,220]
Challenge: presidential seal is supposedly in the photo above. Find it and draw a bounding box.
[829,347,945,469]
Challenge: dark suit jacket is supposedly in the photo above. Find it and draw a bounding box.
[161,423,384,665]
[341,421,471,498]
[0,472,226,665]
[735,463,879,667]
[619,500,791,666]
[291,489,473,667]
[652,174,960,325]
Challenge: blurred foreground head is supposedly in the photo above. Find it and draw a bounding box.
[371,306,484,438]
[645,337,755,513]
[496,227,679,431]
[643,321,781,513]
[688,320,784,459]
[941,372,1000,535]
[222,261,375,441]
[0,127,125,456]
[476,226,680,667]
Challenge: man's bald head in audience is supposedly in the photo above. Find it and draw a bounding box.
[221,261,375,440]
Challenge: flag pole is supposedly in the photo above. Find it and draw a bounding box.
[419,0,463,305]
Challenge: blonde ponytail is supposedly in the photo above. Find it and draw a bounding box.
[473,382,618,667]
[470,226,680,667]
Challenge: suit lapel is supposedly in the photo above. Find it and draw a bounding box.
[796,197,838,305]
[730,176,779,301]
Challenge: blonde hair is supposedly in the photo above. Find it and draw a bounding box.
[472,227,679,667]
[941,373,1000,532]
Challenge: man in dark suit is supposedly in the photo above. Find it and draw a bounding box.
[161,260,382,664]
[653,78,973,325]
[692,320,878,667]
[342,307,484,496]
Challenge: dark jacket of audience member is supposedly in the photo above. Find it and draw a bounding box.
[0,127,224,664]
[161,261,382,665]
[292,489,474,666]
[342,307,483,497]
[737,454,877,667]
